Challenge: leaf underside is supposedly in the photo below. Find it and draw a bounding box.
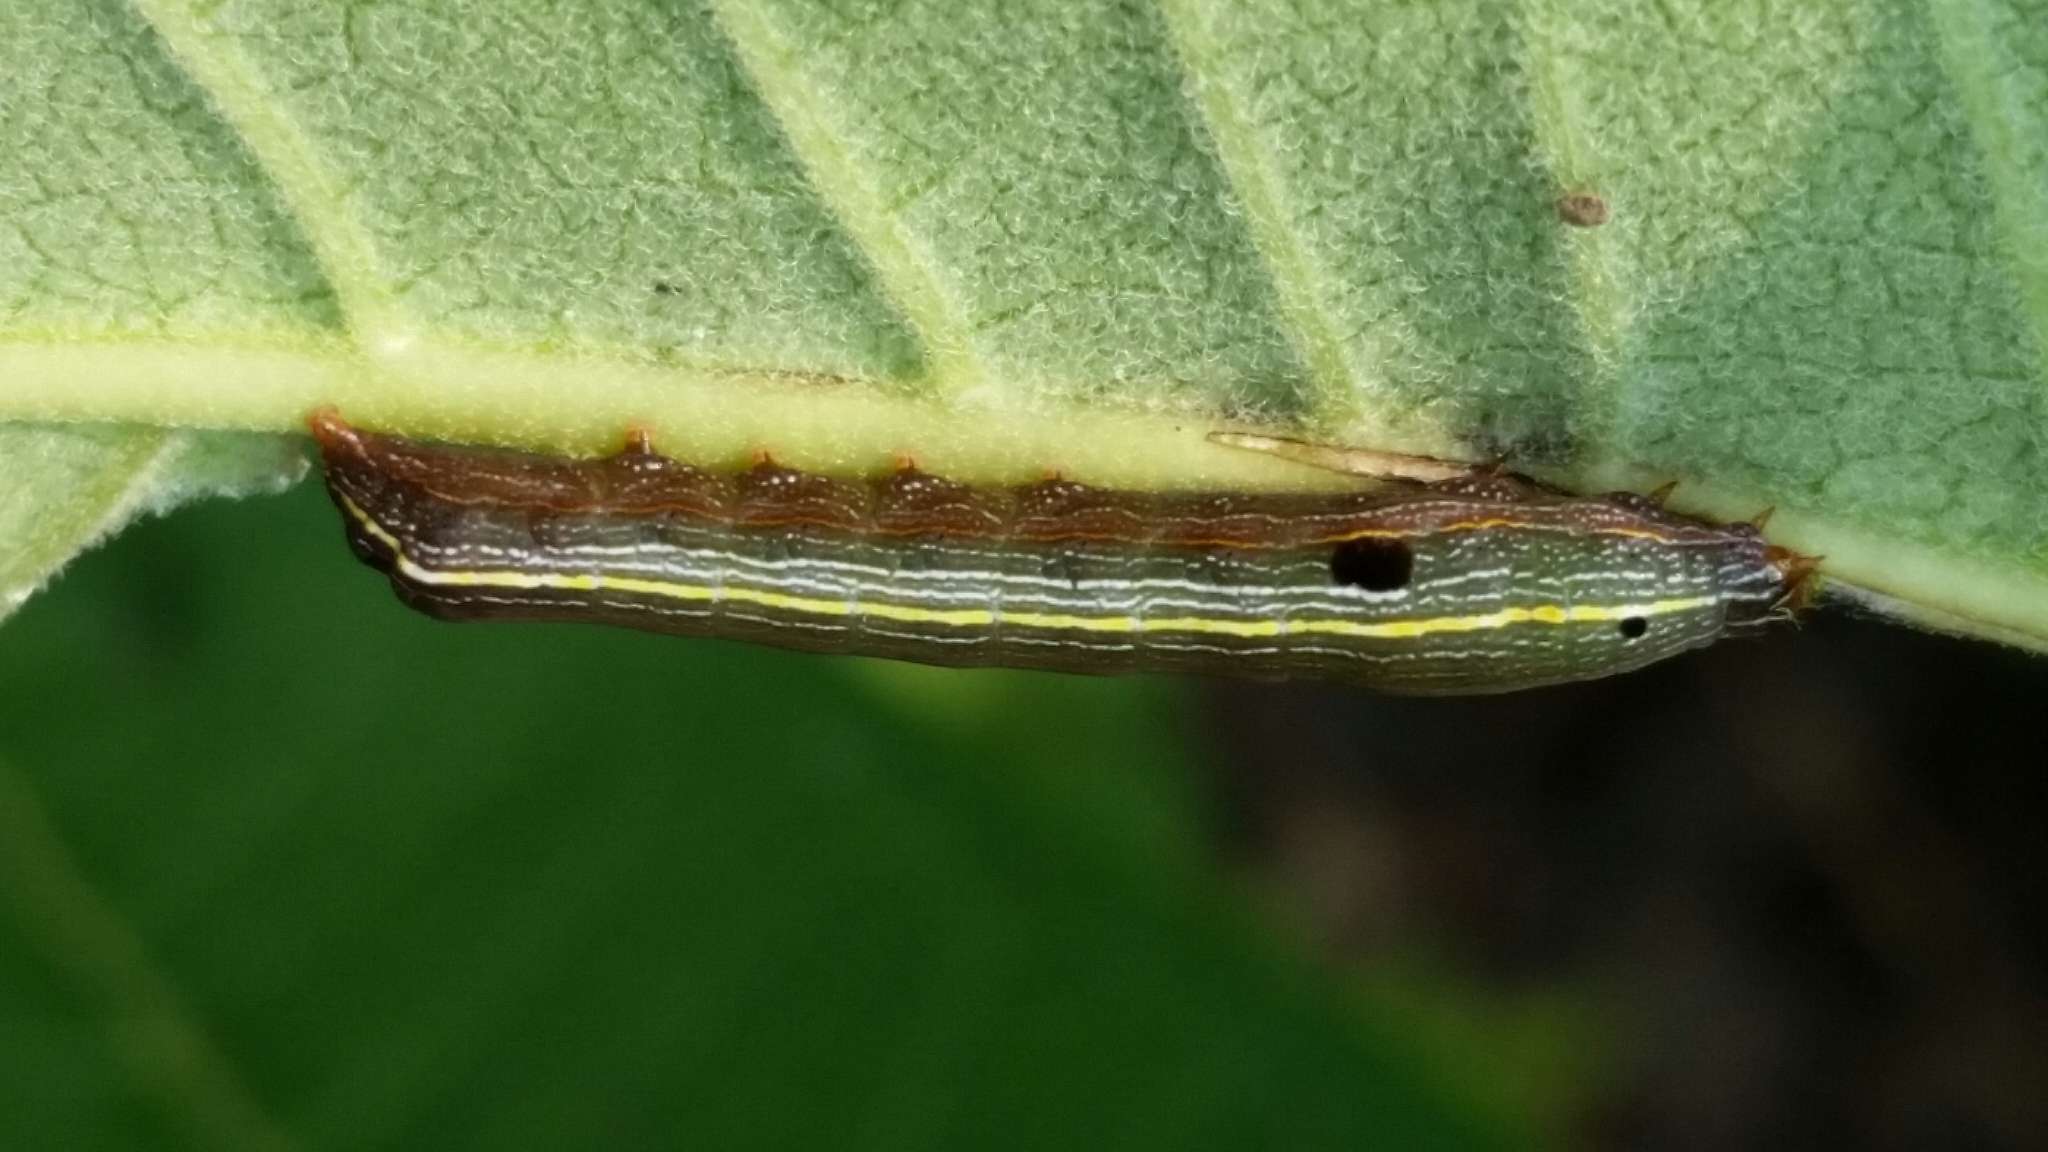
[2,0,2045,643]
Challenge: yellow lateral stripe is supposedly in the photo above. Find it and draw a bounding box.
[340,494,1716,641]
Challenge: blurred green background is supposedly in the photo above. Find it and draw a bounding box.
[0,477,1528,1150]
[10,473,2048,1150]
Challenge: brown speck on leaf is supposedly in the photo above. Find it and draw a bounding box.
[1556,191,1610,227]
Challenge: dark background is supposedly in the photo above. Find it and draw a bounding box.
[3,480,2043,1150]
[1211,617,2048,1149]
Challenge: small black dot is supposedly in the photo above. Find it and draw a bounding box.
[1618,616,1648,639]
[1329,539,1413,592]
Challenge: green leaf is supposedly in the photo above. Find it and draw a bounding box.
[0,425,303,611]
[3,0,2046,642]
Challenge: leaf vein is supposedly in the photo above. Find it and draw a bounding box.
[706,0,976,398]
[1152,0,1359,427]
[1923,0,2048,392]
[127,0,397,345]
